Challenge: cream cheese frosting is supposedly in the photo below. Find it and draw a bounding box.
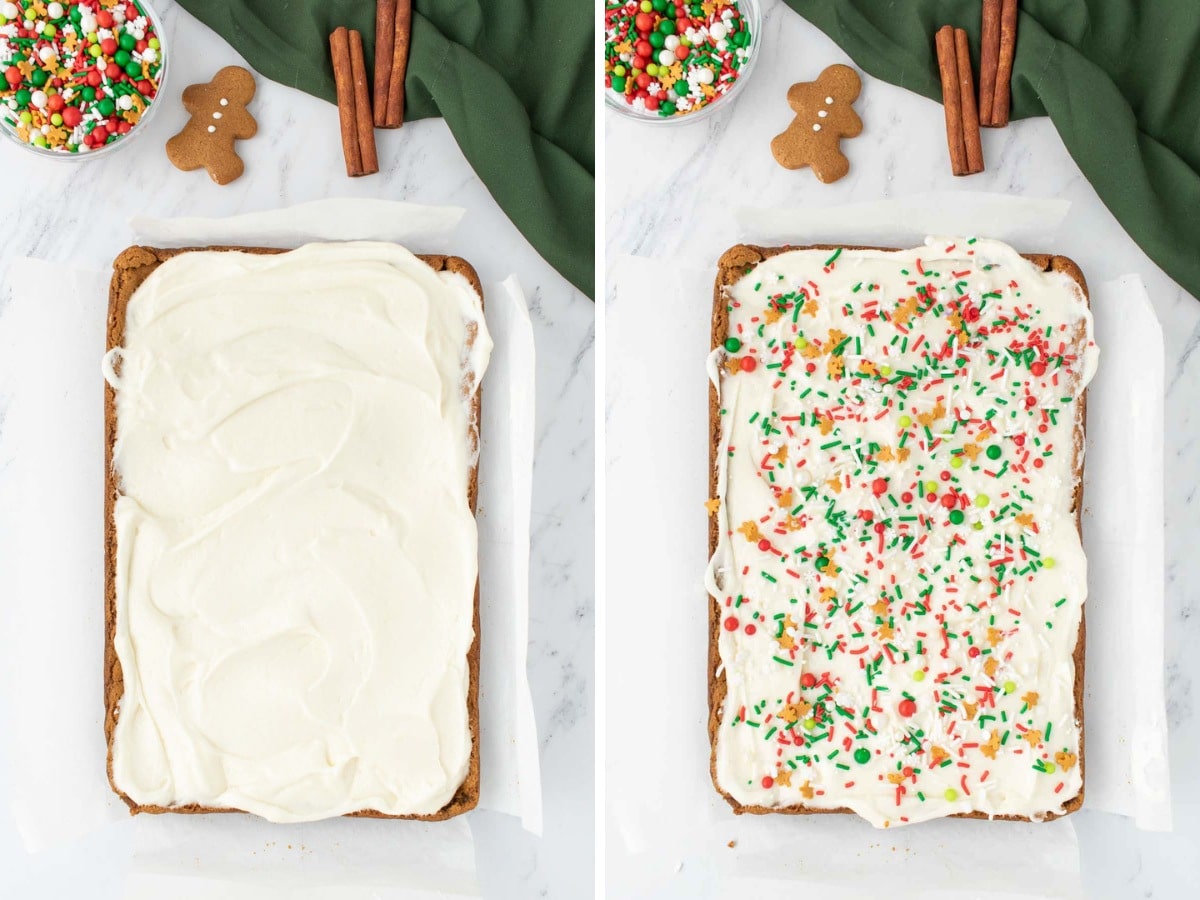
[105,242,491,823]
[708,238,1097,827]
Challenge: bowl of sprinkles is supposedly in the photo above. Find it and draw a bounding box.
[604,0,759,123]
[1,0,166,157]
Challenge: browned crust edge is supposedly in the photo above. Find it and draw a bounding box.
[104,244,483,821]
[707,243,1088,823]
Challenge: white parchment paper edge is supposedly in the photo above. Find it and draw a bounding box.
[607,193,1170,896]
[0,200,542,897]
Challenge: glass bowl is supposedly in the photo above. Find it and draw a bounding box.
[0,0,170,161]
[604,0,762,126]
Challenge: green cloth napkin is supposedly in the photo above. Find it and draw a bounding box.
[175,0,594,299]
[784,0,1200,301]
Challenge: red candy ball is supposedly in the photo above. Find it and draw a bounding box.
[635,72,650,89]
[137,79,153,95]
[723,616,739,632]
[940,493,957,509]
[968,646,981,658]
[101,38,118,55]
[800,673,817,688]
[96,11,114,28]
[762,776,774,789]
[87,69,102,86]
[106,62,121,79]
[871,477,888,496]
[62,106,82,127]
[739,356,757,372]
[1030,361,1046,377]
[4,66,20,85]
[635,12,652,31]
[898,699,917,717]
[46,93,64,112]
[674,44,688,60]
[635,39,652,58]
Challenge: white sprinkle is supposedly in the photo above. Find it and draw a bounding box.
[825,96,834,104]
[207,125,216,133]
[812,123,821,132]
[212,111,222,119]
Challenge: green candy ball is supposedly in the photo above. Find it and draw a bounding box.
[659,100,676,115]
[610,75,626,92]
[853,747,871,765]
[30,68,48,87]
[114,49,131,67]
[673,79,689,97]
[125,60,141,78]
[986,444,1002,460]
[949,509,965,525]
[119,32,136,51]
[81,86,96,102]
[15,88,31,107]
[649,31,664,49]
[724,337,741,353]
[658,19,675,35]
[97,97,115,116]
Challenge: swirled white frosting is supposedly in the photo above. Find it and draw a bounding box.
[106,242,490,822]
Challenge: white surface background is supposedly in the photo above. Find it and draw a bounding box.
[0,1,594,897]
[606,1,1199,896]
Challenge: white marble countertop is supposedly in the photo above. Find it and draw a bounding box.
[0,2,594,898]
[606,1,1199,896]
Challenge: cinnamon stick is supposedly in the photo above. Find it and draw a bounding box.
[384,0,412,128]
[329,26,363,177]
[935,25,968,176]
[373,0,397,127]
[979,0,1001,126]
[991,0,1018,126]
[349,30,379,175]
[955,28,984,174]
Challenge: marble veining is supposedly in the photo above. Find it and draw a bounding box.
[0,1,593,897]
[607,1,1198,896]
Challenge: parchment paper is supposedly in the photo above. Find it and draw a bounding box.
[607,193,1170,896]
[0,200,541,896]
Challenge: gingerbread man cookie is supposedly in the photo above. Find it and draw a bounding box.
[166,66,258,186]
[770,64,863,184]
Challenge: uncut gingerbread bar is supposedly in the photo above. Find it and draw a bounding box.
[707,239,1097,827]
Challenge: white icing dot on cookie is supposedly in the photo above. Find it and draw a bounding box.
[825,96,833,104]
[818,110,828,118]
[207,125,216,133]
[812,123,821,131]
[219,98,229,106]
[213,112,222,119]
